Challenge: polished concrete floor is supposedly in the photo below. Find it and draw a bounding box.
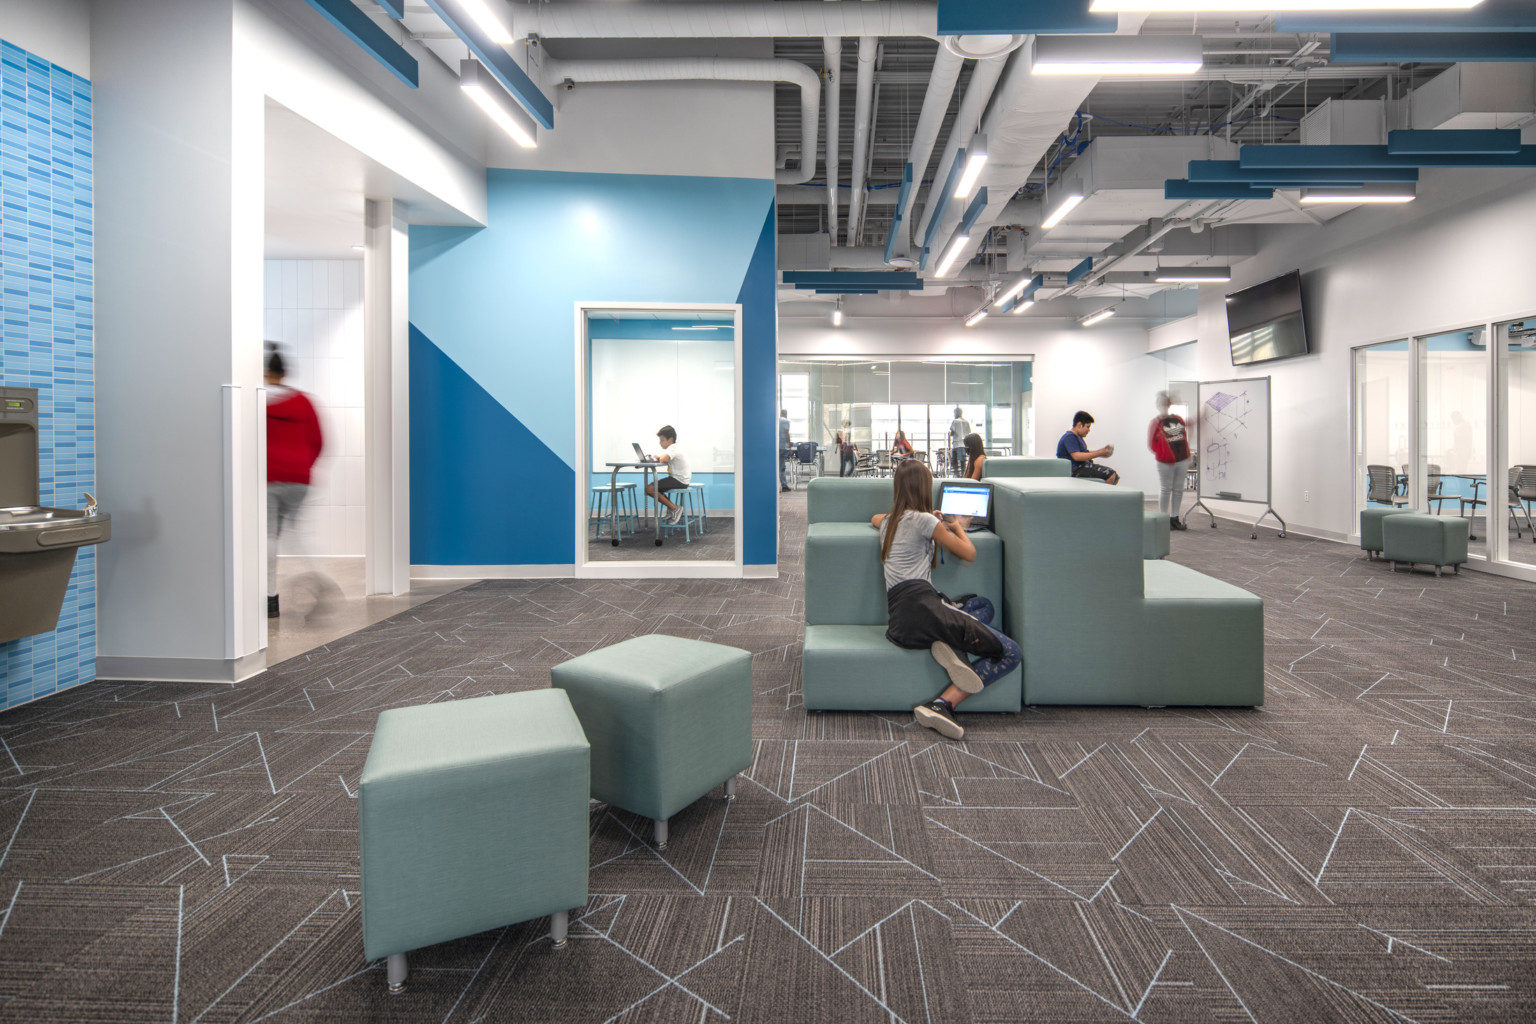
[265,556,471,665]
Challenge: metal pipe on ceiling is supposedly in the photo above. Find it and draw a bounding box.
[907,53,1007,259]
[825,37,842,245]
[845,36,878,248]
[887,45,964,262]
[544,58,821,185]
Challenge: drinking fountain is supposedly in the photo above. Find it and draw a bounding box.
[0,386,111,643]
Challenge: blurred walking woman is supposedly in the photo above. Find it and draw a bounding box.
[872,460,1021,740]
[1147,391,1192,530]
[836,428,858,477]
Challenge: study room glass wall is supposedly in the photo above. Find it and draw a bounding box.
[1496,318,1536,568]
[776,359,1032,479]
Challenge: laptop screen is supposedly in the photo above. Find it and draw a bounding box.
[632,442,649,461]
[939,484,991,520]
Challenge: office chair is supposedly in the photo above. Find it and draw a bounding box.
[1511,465,1536,540]
[792,441,819,489]
[1425,463,1459,515]
[1366,465,1409,508]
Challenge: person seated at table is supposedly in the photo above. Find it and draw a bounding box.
[644,425,692,524]
[892,429,913,458]
[1056,410,1119,484]
[962,432,987,481]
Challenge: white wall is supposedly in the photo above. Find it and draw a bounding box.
[264,259,365,556]
[780,318,1173,497]
[590,337,736,475]
[0,0,89,76]
[1180,166,1536,539]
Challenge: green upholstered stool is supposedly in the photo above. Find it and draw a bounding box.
[1143,511,1170,560]
[1360,507,1415,559]
[1381,513,1470,576]
[359,690,589,993]
[980,456,1070,479]
[551,634,752,850]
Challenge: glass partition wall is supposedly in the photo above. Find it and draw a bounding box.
[777,359,1032,477]
[1353,316,1536,579]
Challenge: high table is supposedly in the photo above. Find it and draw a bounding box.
[604,461,666,547]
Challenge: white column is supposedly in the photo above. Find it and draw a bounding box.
[364,199,412,595]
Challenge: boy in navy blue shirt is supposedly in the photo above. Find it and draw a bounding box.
[1056,411,1119,484]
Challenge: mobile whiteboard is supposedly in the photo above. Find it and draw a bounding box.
[1193,376,1286,538]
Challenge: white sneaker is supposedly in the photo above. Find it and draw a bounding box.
[930,642,984,694]
[667,506,684,525]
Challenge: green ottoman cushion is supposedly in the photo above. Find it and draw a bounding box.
[804,523,1003,626]
[359,690,589,963]
[981,456,1070,479]
[808,476,942,524]
[1360,507,1414,555]
[1381,513,1469,571]
[1143,511,1170,560]
[803,625,1022,712]
[551,634,752,823]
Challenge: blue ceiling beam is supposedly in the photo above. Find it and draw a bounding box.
[1240,144,1536,169]
[1189,160,1418,185]
[1164,180,1274,201]
[1066,258,1093,286]
[883,163,914,266]
[375,0,406,18]
[784,271,922,288]
[303,0,418,88]
[420,0,554,128]
[937,0,1116,35]
[920,148,969,261]
[1332,32,1536,63]
[958,188,990,235]
[1388,129,1523,155]
[1276,2,1536,34]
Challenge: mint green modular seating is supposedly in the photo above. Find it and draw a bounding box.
[808,476,942,526]
[359,690,589,992]
[991,478,1264,706]
[1144,511,1170,559]
[1360,507,1416,559]
[981,456,1070,479]
[1380,513,1469,575]
[551,634,752,848]
[803,525,1018,711]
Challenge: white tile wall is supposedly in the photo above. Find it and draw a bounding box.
[264,260,366,557]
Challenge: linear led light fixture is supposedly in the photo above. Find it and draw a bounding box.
[1080,306,1117,327]
[954,135,988,199]
[934,233,973,277]
[1154,266,1232,283]
[461,59,537,147]
[832,300,844,328]
[1090,2,1482,10]
[1011,299,1035,315]
[1034,34,1204,76]
[1041,191,1085,230]
[1300,182,1416,203]
[964,307,990,328]
[455,0,514,43]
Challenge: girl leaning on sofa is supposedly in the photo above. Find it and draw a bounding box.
[871,459,1022,740]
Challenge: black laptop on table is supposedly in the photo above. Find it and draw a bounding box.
[937,482,993,532]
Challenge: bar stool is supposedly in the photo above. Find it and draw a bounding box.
[590,483,638,542]
[660,485,704,542]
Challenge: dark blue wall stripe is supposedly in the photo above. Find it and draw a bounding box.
[410,324,574,565]
[739,202,777,567]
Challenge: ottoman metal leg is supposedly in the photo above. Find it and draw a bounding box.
[724,775,737,801]
[653,818,668,849]
[387,953,408,994]
[551,910,569,949]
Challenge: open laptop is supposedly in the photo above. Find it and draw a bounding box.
[632,442,659,463]
[937,482,993,532]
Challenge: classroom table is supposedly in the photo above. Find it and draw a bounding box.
[604,461,666,547]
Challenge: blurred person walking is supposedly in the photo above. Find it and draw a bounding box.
[1148,391,1191,529]
[265,349,324,617]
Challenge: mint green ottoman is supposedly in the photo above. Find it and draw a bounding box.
[1360,507,1414,559]
[1381,513,1469,576]
[552,634,752,849]
[359,690,589,993]
[1143,511,1170,559]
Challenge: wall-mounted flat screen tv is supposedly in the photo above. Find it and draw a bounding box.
[1226,270,1309,365]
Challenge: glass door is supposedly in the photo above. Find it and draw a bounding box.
[1496,318,1536,568]
[1420,328,1487,558]
[1354,340,1411,516]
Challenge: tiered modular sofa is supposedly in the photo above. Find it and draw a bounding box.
[800,477,1263,711]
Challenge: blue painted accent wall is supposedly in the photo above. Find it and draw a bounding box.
[0,42,94,710]
[410,169,777,566]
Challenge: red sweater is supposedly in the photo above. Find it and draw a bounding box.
[267,387,324,484]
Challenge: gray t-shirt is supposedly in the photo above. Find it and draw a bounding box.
[880,510,939,590]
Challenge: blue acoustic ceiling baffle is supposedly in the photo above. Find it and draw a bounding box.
[1065,257,1093,286]
[958,188,990,234]
[304,0,418,87]
[1332,33,1536,63]
[883,163,914,265]
[1164,180,1274,200]
[937,0,1116,35]
[375,0,405,17]
[1276,1,1536,33]
[1387,129,1523,155]
[1239,145,1536,169]
[920,148,969,265]
[784,272,924,294]
[1188,161,1418,185]
[420,0,554,128]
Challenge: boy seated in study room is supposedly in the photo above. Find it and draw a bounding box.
[644,425,692,525]
[1056,410,1119,485]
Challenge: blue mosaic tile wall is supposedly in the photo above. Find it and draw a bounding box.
[0,41,94,711]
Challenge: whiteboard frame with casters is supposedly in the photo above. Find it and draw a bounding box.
[1192,376,1286,540]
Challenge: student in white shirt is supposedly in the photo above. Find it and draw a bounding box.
[645,424,692,525]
